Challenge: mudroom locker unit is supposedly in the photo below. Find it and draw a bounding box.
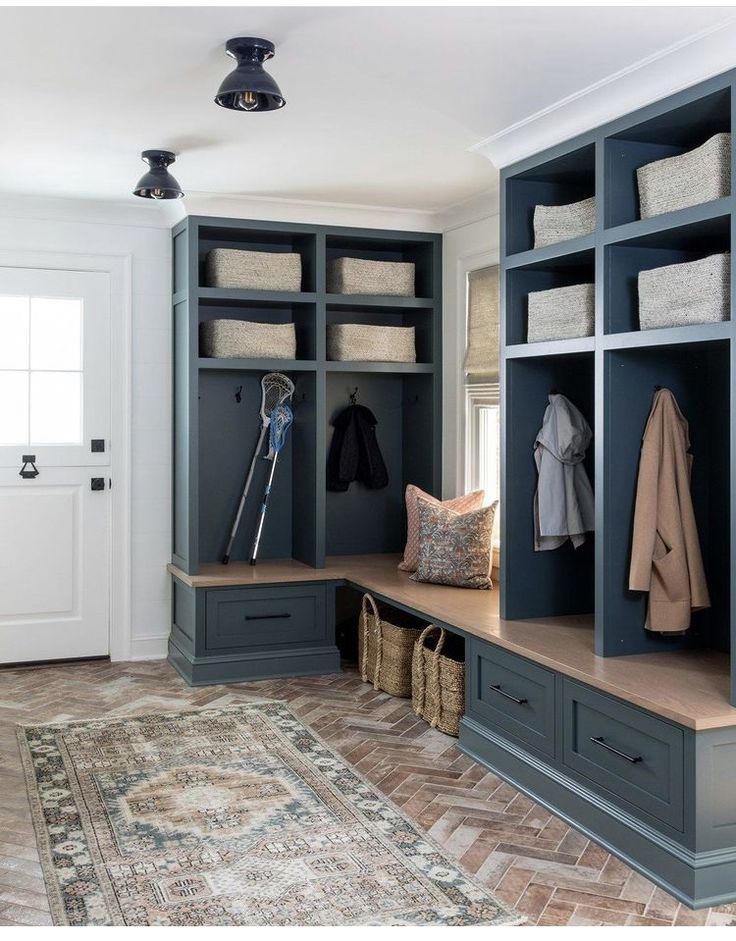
[168,216,443,682]
[493,68,736,908]
[168,69,736,909]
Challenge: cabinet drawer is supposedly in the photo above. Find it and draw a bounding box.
[205,585,327,652]
[562,680,684,830]
[468,639,556,757]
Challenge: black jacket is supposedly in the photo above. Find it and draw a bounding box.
[327,404,389,492]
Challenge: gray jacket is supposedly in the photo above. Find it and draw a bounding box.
[534,394,594,551]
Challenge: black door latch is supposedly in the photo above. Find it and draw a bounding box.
[90,477,105,491]
[19,455,39,479]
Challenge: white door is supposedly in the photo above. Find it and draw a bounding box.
[0,268,111,663]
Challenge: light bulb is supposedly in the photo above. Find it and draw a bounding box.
[151,188,165,200]
[237,90,259,111]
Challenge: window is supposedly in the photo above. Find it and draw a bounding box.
[465,381,500,501]
[463,266,500,550]
[0,295,83,446]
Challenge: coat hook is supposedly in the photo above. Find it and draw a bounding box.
[654,384,662,392]
[235,385,243,403]
[549,387,560,395]
[349,386,358,405]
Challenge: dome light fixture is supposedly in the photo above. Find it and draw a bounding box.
[214,37,285,112]
[133,150,183,200]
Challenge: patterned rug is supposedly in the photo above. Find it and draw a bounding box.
[18,702,522,926]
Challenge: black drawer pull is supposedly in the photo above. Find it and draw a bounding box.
[489,684,528,705]
[590,736,642,764]
[244,612,292,621]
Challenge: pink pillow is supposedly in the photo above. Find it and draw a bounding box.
[399,485,485,572]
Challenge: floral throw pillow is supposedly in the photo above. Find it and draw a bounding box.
[399,485,485,572]
[411,498,498,590]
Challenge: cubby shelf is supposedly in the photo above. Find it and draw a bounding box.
[506,337,596,359]
[504,233,596,270]
[198,358,318,371]
[173,215,442,575]
[601,321,732,351]
[602,196,731,245]
[325,361,434,374]
[197,288,318,306]
[500,68,736,705]
[325,293,432,309]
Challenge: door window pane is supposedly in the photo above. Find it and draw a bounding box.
[0,371,29,444]
[30,372,82,444]
[0,295,29,369]
[30,297,82,371]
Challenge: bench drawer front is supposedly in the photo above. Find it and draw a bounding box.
[205,585,327,652]
[562,680,684,830]
[468,639,556,757]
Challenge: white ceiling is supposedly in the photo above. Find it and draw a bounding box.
[0,6,733,212]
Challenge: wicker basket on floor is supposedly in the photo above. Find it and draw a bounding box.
[412,625,465,737]
[359,593,425,698]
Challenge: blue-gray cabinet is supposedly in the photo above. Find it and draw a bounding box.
[169,216,442,684]
[492,64,736,910]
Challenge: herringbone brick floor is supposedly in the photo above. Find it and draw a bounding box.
[1,658,734,927]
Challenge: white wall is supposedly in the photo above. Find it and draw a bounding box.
[438,198,500,498]
[0,196,172,660]
[0,189,498,661]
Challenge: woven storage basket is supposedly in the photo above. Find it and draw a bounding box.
[412,625,465,737]
[327,324,416,362]
[205,248,302,291]
[327,257,415,296]
[638,252,730,331]
[533,196,596,248]
[637,133,731,219]
[527,283,594,343]
[359,594,425,698]
[200,319,297,359]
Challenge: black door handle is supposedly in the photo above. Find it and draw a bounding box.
[244,613,292,621]
[590,736,643,764]
[489,684,528,705]
[19,455,39,479]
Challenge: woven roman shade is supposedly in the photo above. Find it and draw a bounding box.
[464,265,500,380]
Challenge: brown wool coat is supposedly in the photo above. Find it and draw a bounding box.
[628,388,710,633]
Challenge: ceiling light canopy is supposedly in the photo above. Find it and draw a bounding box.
[215,37,285,112]
[133,150,183,200]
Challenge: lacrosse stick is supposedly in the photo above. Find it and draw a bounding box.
[222,372,294,564]
[250,402,293,565]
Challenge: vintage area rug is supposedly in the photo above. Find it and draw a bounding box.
[18,702,522,926]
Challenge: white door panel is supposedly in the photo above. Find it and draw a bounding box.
[0,267,110,663]
[0,486,76,616]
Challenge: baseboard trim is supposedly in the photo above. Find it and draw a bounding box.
[130,633,170,661]
[168,638,341,686]
[459,716,736,909]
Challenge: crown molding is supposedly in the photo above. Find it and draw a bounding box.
[0,188,498,236]
[472,17,736,169]
[432,186,499,233]
[0,191,174,228]
[173,192,439,232]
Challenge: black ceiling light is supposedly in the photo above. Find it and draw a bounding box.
[133,150,183,200]
[214,37,285,112]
